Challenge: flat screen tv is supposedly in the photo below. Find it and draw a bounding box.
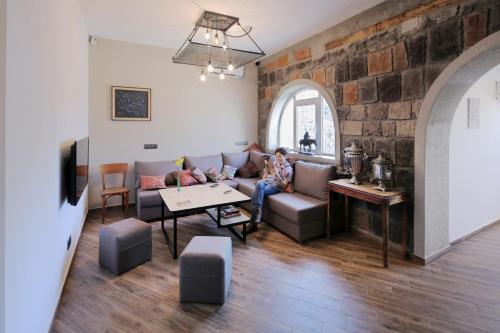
[68,137,89,206]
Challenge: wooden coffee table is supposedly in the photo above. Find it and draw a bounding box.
[159,183,251,259]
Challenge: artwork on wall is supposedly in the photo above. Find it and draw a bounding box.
[112,86,151,121]
[467,97,480,129]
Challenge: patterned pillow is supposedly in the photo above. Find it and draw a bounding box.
[190,167,207,184]
[140,175,167,191]
[174,170,199,187]
[205,167,225,183]
[238,161,259,178]
[221,165,237,180]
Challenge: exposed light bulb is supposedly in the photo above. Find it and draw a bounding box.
[228,63,234,71]
[200,70,206,81]
[207,61,213,72]
[214,32,219,45]
[219,71,225,80]
[204,29,210,40]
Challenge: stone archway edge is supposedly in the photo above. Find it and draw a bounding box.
[266,79,341,161]
[414,32,500,261]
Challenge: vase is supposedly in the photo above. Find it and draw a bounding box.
[177,172,181,192]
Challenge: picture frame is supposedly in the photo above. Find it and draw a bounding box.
[111,86,151,121]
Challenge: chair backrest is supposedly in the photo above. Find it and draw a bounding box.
[100,163,128,189]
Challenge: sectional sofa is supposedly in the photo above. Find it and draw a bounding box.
[135,150,336,243]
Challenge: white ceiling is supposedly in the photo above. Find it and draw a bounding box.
[78,0,385,57]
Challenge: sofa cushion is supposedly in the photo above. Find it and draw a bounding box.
[135,160,178,187]
[238,161,260,178]
[222,152,249,171]
[232,177,257,196]
[222,179,239,189]
[266,192,327,225]
[249,150,275,170]
[294,161,336,201]
[184,154,223,173]
[137,185,176,207]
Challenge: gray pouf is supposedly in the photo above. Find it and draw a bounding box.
[179,236,232,304]
[99,218,152,275]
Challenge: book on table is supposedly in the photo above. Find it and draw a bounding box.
[221,205,241,218]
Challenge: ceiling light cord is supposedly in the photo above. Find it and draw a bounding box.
[187,0,205,11]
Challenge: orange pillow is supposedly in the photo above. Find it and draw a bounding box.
[175,170,199,187]
[140,175,167,191]
[244,142,264,153]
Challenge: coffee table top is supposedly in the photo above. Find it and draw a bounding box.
[159,183,251,212]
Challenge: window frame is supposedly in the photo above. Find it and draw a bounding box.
[277,88,335,156]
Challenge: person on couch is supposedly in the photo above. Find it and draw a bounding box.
[248,147,293,233]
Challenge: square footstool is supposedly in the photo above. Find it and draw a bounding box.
[99,217,152,275]
[179,236,232,304]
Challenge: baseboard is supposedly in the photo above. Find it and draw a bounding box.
[450,219,500,246]
[48,208,88,332]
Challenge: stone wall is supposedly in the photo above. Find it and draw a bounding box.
[258,0,500,248]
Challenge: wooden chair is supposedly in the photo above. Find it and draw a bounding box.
[100,163,129,222]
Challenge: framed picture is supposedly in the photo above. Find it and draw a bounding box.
[111,86,151,121]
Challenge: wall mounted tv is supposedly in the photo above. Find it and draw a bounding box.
[67,137,89,206]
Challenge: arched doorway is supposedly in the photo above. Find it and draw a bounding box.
[266,79,341,161]
[414,32,500,261]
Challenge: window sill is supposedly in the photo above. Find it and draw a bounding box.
[272,150,338,165]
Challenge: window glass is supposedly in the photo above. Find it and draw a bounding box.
[296,104,316,148]
[322,98,335,155]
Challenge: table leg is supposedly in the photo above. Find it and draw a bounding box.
[173,215,177,260]
[161,202,164,229]
[402,201,409,259]
[344,195,349,233]
[242,223,247,242]
[217,206,221,228]
[327,190,331,239]
[382,203,389,268]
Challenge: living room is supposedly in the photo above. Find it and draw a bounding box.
[2,0,500,332]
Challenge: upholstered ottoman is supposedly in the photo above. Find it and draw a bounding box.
[99,218,152,275]
[179,236,232,304]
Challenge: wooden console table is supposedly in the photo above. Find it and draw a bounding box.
[327,179,409,268]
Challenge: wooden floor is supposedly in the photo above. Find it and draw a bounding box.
[52,206,500,333]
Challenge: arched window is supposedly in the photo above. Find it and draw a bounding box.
[277,88,335,156]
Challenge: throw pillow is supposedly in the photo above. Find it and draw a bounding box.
[173,170,199,187]
[238,161,259,178]
[205,167,225,183]
[283,182,294,193]
[190,167,207,184]
[221,164,237,180]
[244,143,264,153]
[140,175,167,191]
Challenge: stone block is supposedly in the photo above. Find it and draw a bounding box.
[388,102,411,120]
[358,77,378,103]
[463,11,487,48]
[406,33,426,67]
[349,56,368,80]
[378,73,401,103]
[381,121,396,137]
[362,138,374,155]
[334,85,343,105]
[396,139,414,167]
[288,71,300,81]
[374,138,396,162]
[276,69,284,83]
[336,57,350,83]
[394,167,414,198]
[265,87,272,99]
[343,81,359,105]
[429,18,462,62]
[342,121,363,136]
[368,48,392,76]
[266,54,289,71]
[337,106,349,120]
[363,121,382,136]
[294,47,312,62]
[260,73,268,86]
[258,88,264,100]
[313,67,326,86]
[326,66,336,86]
[366,103,388,120]
[301,71,312,80]
[295,60,311,70]
[396,120,416,137]
[412,99,422,119]
[392,42,408,71]
[424,63,446,92]
[488,4,500,34]
[401,68,424,100]
[347,105,365,120]
[269,71,276,85]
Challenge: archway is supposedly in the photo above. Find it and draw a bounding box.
[266,79,341,161]
[414,32,500,261]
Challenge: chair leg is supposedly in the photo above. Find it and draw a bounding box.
[121,194,125,212]
[101,197,107,223]
[125,192,129,216]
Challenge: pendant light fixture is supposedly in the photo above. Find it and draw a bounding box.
[207,60,213,72]
[200,70,206,81]
[219,71,225,80]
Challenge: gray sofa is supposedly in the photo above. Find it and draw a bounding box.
[135,151,336,242]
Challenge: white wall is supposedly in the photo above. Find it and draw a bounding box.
[449,65,500,242]
[89,38,258,208]
[4,0,88,332]
[0,0,6,331]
